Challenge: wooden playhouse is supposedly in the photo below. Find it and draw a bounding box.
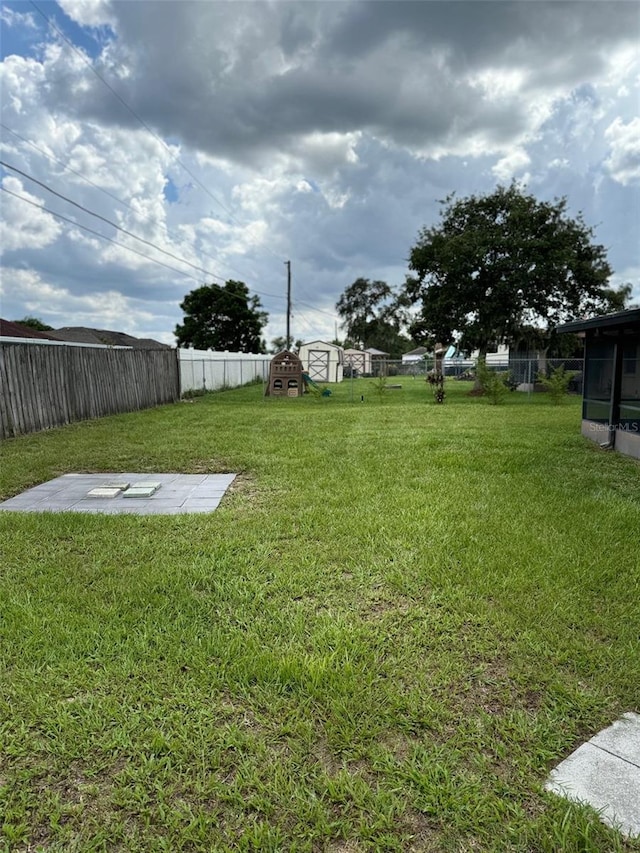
[265,350,304,397]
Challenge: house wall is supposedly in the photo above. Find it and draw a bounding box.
[613,428,640,459]
[581,419,640,460]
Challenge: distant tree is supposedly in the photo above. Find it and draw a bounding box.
[336,278,393,348]
[270,336,302,353]
[335,278,415,357]
[404,184,620,361]
[601,282,633,312]
[175,281,267,352]
[15,316,53,331]
[362,319,414,359]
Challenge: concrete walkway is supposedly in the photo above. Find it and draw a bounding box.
[0,473,237,515]
[546,712,640,839]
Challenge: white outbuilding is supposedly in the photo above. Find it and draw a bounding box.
[298,340,344,383]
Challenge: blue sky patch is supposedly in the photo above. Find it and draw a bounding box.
[163,177,179,204]
[1,1,113,61]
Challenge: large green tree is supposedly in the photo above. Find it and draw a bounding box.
[335,277,414,356]
[336,278,393,348]
[175,281,267,352]
[404,184,621,359]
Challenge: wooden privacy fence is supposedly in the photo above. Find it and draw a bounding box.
[0,343,180,439]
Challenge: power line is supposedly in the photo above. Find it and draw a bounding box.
[3,186,281,318]
[4,185,284,331]
[294,299,339,322]
[29,0,286,266]
[0,122,280,287]
[1,123,134,213]
[1,185,210,285]
[1,160,286,302]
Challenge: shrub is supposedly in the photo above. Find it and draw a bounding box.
[370,374,389,401]
[537,365,579,404]
[426,370,445,404]
[476,361,510,405]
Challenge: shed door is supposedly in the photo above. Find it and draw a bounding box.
[309,350,329,381]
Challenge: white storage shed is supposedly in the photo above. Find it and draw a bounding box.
[298,340,344,383]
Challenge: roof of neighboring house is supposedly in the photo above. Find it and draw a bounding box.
[403,346,429,356]
[364,347,389,356]
[0,319,58,340]
[50,327,172,349]
[556,308,640,334]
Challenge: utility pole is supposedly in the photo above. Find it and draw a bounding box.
[285,260,292,349]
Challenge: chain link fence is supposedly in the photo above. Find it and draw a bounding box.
[179,352,585,399]
[350,357,584,395]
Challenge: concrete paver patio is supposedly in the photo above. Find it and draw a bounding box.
[546,712,640,839]
[0,473,237,515]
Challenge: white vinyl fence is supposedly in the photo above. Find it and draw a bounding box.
[179,349,271,394]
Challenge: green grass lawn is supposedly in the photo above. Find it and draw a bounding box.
[1,380,639,852]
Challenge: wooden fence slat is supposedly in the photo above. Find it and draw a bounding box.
[0,344,180,439]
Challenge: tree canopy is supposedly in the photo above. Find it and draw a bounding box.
[270,336,302,354]
[175,281,267,352]
[336,278,392,348]
[335,277,414,357]
[404,184,621,358]
[15,317,54,332]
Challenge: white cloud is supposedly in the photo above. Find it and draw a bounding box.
[293,131,361,176]
[604,117,640,185]
[0,176,63,251]
[0,7,36,29]
[0,267,159,331]
[492,148,531,182]
[0,54,46,115]
[56,0,116,29]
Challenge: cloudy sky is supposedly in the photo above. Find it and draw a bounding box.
[1,0,639,347]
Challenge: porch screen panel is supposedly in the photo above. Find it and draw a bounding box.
[583,340,615,423]
[620,340,640,430]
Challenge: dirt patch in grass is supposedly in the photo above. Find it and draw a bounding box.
[376,730,420,763]
[402,810,441,852]
[224,471,257,494]
[455,658,545,719]
[356,592,416,622]
[311,736,341,775]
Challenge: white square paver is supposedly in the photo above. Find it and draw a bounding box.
[87,487,123,498]
[546,712,640,839]
[123,486,161,498]
[131,481,162,491]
